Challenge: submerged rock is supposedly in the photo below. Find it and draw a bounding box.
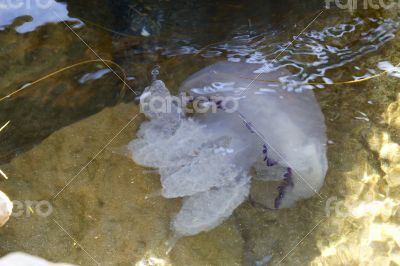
[0,252,74,266]
[0,103,244,265]
[0,191,12,227]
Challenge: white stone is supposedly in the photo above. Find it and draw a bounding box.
[0,252,74,266]
[0,190,12,227]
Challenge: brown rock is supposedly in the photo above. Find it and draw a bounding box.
[0,103,243,265]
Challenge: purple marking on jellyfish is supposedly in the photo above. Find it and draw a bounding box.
[274,167,294,209]
[263,145,268,158]
[275,189,285,209]
[262,144,277,167]
[263,144,267,154]
[266,158,277,167]
[284,167,293,180]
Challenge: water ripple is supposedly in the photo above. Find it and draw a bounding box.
[167,16,400,91]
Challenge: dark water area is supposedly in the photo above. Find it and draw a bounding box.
[0,0,325,164]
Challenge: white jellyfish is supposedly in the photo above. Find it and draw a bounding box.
[128,61,328,241]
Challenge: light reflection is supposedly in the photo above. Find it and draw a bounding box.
[79,69,112,84]
[136,255,169,266]
[0,0,82,33]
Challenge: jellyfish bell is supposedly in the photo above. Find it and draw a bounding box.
[179,61,328,208]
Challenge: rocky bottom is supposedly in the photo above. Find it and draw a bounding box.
[0,86,399,265]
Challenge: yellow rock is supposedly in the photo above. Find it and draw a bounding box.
[384,94,400,128]
[386,166,400,187]
[0,104,244,265]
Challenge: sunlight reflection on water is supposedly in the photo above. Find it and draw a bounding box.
[0,0,82,33]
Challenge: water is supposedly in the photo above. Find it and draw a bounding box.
[0,0,400,265]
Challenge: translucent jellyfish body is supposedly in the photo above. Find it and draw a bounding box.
[129,61,328,240]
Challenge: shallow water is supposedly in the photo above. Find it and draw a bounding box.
[1,0,400,265]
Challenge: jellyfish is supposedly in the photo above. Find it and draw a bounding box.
[128,61,328,241]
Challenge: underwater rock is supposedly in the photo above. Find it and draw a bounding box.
[0,103,244,265]
[129,61,328,238]
[0,191,12,227]
[0,252,74,266]
[384,93,400,129]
